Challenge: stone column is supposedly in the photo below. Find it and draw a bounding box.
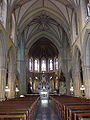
[17,34,26,95]
[80,0,87,28]
[72,61,82,97]
[8,72,15,98]
[65,68,70,95]
[61,57,70,95]
[0,30,7,101]
[83,67,90,98]
[8,51,16,99]
[59,34,70,95]
[19,60,26,95]
[73,71,81,97]
[25,50,29,94]
[58,53,61,94]
[0,67,6,101]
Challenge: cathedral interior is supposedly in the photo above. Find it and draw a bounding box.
[0,0,90,120]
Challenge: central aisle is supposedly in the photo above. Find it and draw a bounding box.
[33,100,60,120]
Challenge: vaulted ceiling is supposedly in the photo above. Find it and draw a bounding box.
[9,0,79,52]
[28,37,59,58]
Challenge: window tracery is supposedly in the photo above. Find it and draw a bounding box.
[29,57,58,72]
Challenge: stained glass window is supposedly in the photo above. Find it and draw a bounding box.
[87,3,90,16]
[34,59,39,71]
[29,58,33,71]
[41,59,46,71]
[49,59,53,71]
[55,58,58,70]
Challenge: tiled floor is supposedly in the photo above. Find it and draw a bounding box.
[33,100,60,120]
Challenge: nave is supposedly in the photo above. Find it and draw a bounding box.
[33,100,60,120]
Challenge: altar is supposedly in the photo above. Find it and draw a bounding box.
[40,90,49,100]
[37,75,50,100]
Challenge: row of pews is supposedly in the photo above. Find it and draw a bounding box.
[0,95,39,120]
[50,95,90,120]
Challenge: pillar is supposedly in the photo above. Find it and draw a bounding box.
[83,67,90,98]
[0,31,7,101]
[17,34,26,95]
[73,72,81,97]
[8,71,15,98]
[60,56,70,95]
[72,62,81,97]
[0,67,6,101]
[7,48,16,99]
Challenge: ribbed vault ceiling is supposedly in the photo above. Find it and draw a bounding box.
[9,0,78,50]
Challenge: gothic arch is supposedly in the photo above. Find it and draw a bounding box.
[25,32,61,57]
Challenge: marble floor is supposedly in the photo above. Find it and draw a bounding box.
[33,100,60,120]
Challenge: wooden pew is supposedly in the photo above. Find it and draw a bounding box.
[50,95,90,120]
[0,114,26,120]
[0,96,39,120]
[74,112,90,120]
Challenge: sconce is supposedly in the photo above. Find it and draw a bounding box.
[70,86,74,95]
[5,86,10,92]
[15,87,19,92]
[80,85,85,96]
[15,87,19,97]
[5,86,10,100]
